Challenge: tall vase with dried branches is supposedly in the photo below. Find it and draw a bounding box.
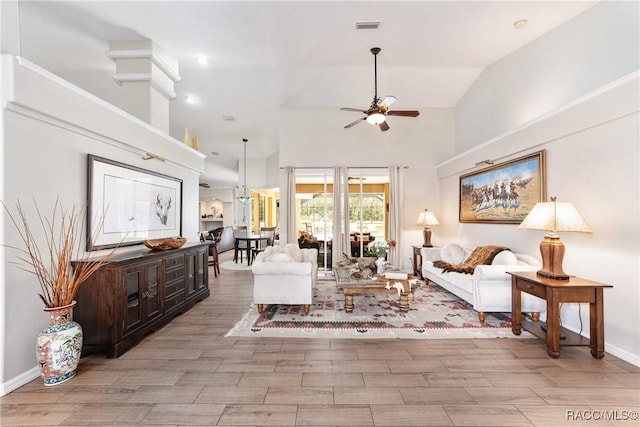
[2,198,119,385]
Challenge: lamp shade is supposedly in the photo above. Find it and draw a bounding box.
[518,197,591,280]
[519,200,591,233]
[416,209,439,226]
[416,209,439,247]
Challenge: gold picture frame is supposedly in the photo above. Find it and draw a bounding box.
[459,150,546,224]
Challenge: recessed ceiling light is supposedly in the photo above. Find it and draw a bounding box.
[222,115,236,122]
[185,95,196,104]
[513,19,528,29]
[197,55,208,65]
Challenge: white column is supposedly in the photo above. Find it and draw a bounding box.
[106,40,180,134]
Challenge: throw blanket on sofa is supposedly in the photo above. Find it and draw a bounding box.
[433,245,508,274]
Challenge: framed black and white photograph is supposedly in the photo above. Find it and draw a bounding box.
[87,155,182,250]
[459,150,546,224]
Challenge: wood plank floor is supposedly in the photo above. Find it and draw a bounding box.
[2,250,639,426]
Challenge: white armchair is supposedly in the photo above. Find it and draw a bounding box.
[251,243,318,315]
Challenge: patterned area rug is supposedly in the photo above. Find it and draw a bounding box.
[226,280,533,339]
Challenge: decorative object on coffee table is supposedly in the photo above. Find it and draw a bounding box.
[415,209,439,247]
[518,197,591,280]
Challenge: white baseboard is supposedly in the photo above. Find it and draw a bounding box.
[0,367,40,396]
[604,342,640,367]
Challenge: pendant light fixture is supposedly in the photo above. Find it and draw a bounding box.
[236,138,252,205]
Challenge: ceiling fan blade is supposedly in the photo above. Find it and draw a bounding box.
[387,110,420,117]
[379,121,390,132]
[380,96,397,109]
[340,107,368,113]
[344,117,366,129]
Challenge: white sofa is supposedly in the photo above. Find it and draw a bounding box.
[251,243,318,315]
[421,243,546,322]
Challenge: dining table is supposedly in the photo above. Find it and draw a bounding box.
[234,235,269,266]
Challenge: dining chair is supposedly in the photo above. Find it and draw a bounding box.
[233,226,249,263]
[251,226,277,263]
[207,229,222,277]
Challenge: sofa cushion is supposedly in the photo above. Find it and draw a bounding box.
[270,252,294,263]
[440,243,466,264]
[491,250,519,265]
[285,243,304,262]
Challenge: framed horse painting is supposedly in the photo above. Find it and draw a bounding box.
[459,150,546,224]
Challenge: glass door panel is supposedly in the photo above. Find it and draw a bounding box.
[347,170,389,258]
[295,170,333,272]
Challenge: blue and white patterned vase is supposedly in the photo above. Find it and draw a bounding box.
[36,301,83,386]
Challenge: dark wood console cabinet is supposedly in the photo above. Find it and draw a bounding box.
[73,243,210,358]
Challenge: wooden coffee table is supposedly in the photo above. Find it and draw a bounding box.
[338,274,418,313]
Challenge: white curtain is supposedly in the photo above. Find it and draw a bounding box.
[332,166,349,264]
[388,166,403,267]
[282,166,297,244]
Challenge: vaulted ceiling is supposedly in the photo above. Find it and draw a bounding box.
[14,1,596,187]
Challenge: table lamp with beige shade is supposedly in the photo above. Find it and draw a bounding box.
[416,209,439,247]
[518,197,592,280]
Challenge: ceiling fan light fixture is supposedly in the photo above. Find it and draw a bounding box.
[340,47,419,131]
[366,112,386,125]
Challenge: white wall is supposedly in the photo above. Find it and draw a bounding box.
[455,1,640,154]
[1,56,205,394]
[446,0,640,365]
[199,187,235,228]
[441,77,639,365]
[279,106,455,270]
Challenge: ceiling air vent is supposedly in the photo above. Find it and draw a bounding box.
[355,21,380,30]
[222,115,236,122]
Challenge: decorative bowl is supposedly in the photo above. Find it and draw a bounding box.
[143,237,187,251]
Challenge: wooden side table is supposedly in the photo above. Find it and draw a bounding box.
[411,246,423,278]
[509,271,613,359]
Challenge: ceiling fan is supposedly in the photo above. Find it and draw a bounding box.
[340,47,419,132]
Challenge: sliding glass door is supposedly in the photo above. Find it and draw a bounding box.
[291,168,390,272]
[347,170,389,258]
[295,170,334,271]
